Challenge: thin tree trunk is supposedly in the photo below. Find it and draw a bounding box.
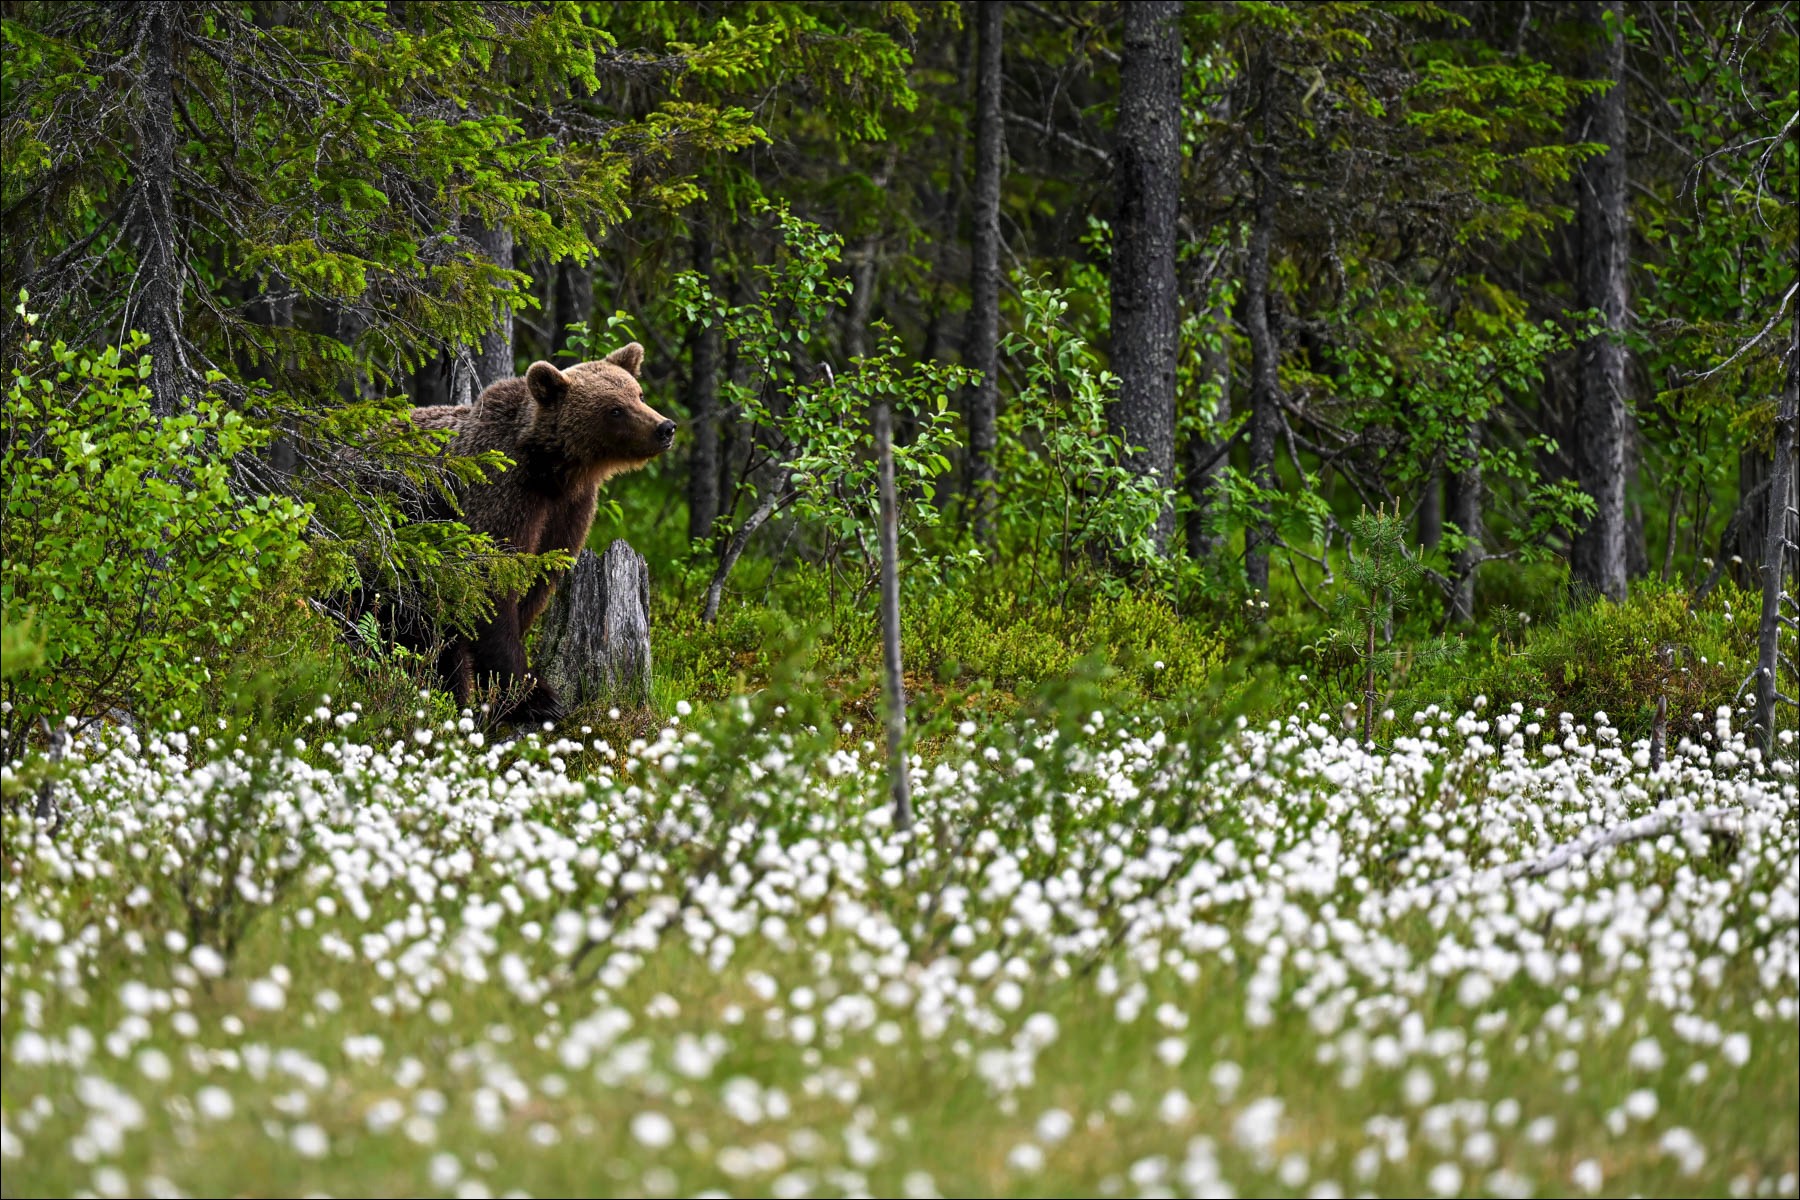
[964,0,1004,544]
[1660,483,1683,581]
[703,475,795,624]
[1109,0,1182,554]
[1570,0,1630,603]
[551,255,594,359]
[470,219,515,390]
[1752,300,1799,754]
[1419,467,1444,551]
[1732,446,1772,588]
[686,228,722,541]
[133,1,183,416]
[1243,167,1279,596]
[719,304,745,525]
[1363,614,1378,746]
[1446,423,1483,625]
[875,401,913,831]
[1626,496,1650,578]
[845,234,880,362]
[243,276,296,478]
[1185,293,1232,558]
[908,300,945,447]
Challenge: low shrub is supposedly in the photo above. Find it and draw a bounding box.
[1,317,311,744]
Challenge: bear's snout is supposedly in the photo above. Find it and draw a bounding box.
[655,419,676,448]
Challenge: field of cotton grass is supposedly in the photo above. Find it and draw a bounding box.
[2,690,1796,1199]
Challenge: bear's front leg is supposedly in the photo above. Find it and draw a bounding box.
[467,598,563,725]
[511,675,566,725]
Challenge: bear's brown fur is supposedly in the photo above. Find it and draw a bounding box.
[412,342,674,722]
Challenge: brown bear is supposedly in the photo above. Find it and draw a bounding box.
[409,342,675,722]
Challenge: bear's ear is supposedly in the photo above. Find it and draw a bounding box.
[604,342,645,378]
[526,361,570,405]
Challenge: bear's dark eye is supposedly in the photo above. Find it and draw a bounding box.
[608,405,626,419]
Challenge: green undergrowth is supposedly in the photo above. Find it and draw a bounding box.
[575,476,1757,750]
[48,467,1753,770]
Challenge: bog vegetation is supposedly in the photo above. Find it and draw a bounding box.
[1,1,1796,1196]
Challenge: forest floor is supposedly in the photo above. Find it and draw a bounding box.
[2,689,1795,1198]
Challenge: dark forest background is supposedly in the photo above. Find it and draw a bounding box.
[2,0,1795,751]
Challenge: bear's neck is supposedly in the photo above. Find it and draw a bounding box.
[514,437,605,497]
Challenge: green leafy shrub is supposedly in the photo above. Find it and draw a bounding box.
[1,310,310,742]
[1433,580,1755,738]
[662,204,974,616]
[992,283,1174,597]
[901,584,1228,702]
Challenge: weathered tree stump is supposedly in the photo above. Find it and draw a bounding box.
[537,540,653,710]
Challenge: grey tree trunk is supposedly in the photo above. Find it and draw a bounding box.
[536,542,654,710]
[964,0,1004,544]
[1185,294,1232,558]
[1243,179,1279,596]
[1419,467,1443,551]
[133,1,183,416]
[1109,0,1183,554]
[1570,0,1630,603]
[703,475,795,624]
[719,309,745,527]
[845,234,880,362]
[875,401,913,831]
[1446,423,1484,625]
[471,220,515,390]
[1732,445,1772,588]
[551,255,594,359]
[686,229,723,541]
[1752,300,1799,755]
[243,277,296,479]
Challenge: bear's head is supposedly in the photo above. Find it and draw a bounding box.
[523,343,675,479]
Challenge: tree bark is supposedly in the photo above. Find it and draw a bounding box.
[719,306,744,525]
[964,0,1004,544]
[133,1,183,416]
[470,219,515,390]
[686,228,722,541]
[1185,293,1232,558]
[875,401,913,831]
[243,276,296,479]
[1109,0,1183,554]
[845,233,881,362]
[703,475,795,624]
[1752,299,1799,754]
[1732,445,1772,588]
[1446,423,1483,625]
[551,255,594,359]
[536,542,654,710]
[1243,172,1279,595]
[1419,467,1443,552]
[1570,0,1631,603]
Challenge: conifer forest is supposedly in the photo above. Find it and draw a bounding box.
[1,3,1796,1197]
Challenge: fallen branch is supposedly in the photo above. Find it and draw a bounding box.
[1433,806,1743,892]
[702,473,796,624]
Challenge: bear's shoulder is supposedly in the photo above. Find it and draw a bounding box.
[411,379,536,452]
